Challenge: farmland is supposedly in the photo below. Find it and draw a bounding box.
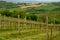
[0,15,60,40]
[0,1,60,40]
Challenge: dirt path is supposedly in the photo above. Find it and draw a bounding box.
[21,4,47,8]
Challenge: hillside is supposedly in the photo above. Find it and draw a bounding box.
[20,4,47,8]
[0,1,60,40]
[0,1,19,8]
[0,1,60,10]
[23,3,60,14]
[0,15,60,40]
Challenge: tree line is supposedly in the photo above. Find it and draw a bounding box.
[0,9,60,24]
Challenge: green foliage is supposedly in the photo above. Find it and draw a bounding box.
[0,9,26,19]
[0,2,60,23]
[0,1,19,9]
[11,10,26,18]
[1,9,11,16]
[52,7,60,11]
[52,2,60,6]
[27,14,37,21]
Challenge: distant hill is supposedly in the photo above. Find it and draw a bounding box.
[51,2,60,6]
[0,1,60,11]
[0,1,19,9]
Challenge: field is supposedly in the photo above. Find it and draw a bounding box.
[0,16,60,40]
[0,1,60,40]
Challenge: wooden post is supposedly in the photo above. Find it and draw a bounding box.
[50,24,53,40]
[9,16,11,30]
[0,15,1,30]
[40,20,42,32]
[54,16,55,29]
[4,15,5,29]
[54,15,57,36]
[18,15,20,34]
[59,27,60,35]
[24,17,26,27]
[46,15,49,40]
[11,21,13,30]
[24,17,27,31]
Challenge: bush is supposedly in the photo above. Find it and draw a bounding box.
[11,10,26,19]
[27,14,37,21]
[0,9,11,16]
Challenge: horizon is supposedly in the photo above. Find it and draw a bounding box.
[2,0,60,3]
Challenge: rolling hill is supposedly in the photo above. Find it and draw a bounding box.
[0,1,19,9]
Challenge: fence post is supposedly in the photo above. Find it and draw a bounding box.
[46,15,49,40]
[4,15,5,29]
[50,23,53,40]
[24,17,26,27]
[54,15,56,29]
[11,20,13,30]
[59,26,60,34]
[40,20,42,32]
[18,15,20,34]
[9,16,11,30]
[54,15,57,36]
[0,15,1,30]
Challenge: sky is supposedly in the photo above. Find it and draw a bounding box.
[3,0,60,3]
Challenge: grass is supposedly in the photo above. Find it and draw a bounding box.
[0,16,60,40]
[0,25,59,40]
[31,4,60,11]
[0,16,40,24]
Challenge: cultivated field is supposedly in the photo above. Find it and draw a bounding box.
[0,16,60,40]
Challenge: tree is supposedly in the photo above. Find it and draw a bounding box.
[1,9,11,16]
[11,9,26,19]
[27,14,37,21]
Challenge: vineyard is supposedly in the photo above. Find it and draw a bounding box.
[0,1,60,40]
[0,15,60,40]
